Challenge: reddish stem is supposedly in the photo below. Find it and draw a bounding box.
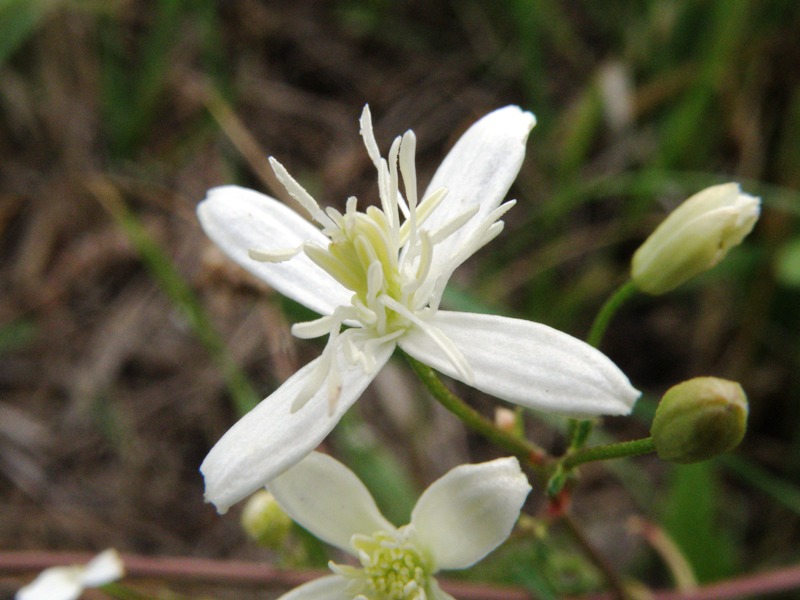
[3,551,800,599]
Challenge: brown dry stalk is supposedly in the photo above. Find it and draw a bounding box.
[2,551,800,599]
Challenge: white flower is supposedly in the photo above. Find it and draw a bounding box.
[268,452,532,600]
[198,105,640,513]
[16,549,125,600]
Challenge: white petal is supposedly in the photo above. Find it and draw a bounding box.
[270,452,396,553]
[201,333,395,513]
[409,457,531,570]
[198,185,351,316]
[399,311,640,416]
[16,567,83,600]
[277,575,352,600]
[421,107,536,278]
[79,549,125,587]
[427,579,457,600]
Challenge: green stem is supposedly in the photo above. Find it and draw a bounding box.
[568,280,639,451]
[403,352,548,472]
[562,437,655,470]
[587,279,638,348]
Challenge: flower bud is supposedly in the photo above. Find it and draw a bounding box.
[651,377,748,463]
[632,183,760,295]
[241,490,292,549]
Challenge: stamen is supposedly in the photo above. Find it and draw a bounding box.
[398,187,448,245]
[388,137,409,220]
[399,130,418,213]
[248,246,301,263]
[403,230,433,297]
[487,199,517,223]
[427,205,479,245]
[303,243,363,292]
[291,315,338,339]
[326,351,342,414]
[365,261,387,332]
[269,157,336,230]
[359,105,382,168]
[379,295,474,384]
[414,187,448,225]
[291,353,330,413]
[324,205,344,227]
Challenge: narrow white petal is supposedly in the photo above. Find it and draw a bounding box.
[410,457,531,570]
[421,106,536,278]
[277,575,352,600]
[270,452,396,553]
[198,186,350,316]
[16,567,83,600]
[399,311,640,416]
[79,549,125,587]
[201,333,395,513]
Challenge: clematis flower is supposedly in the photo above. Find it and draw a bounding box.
[198,105,640,512]
[268,452,532,600]
[16,549,125,600]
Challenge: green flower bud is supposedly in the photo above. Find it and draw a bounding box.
[632,183,760,295]
[651,377,748,463]
[241,490,292,549]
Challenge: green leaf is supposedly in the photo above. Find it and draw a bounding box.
[661,462,736,582]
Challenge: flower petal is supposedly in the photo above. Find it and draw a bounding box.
[198,185,351,316]
[79,549,125,587]
[16,567,83,600]
[399,311,639,416]
[276,575,352,600]
[409,457,531,570]
[427,580,457,600]
[421,106,536,278]
[270,452,396,553]
[201,332,395,513]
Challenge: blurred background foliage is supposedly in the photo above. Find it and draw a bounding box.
[1,0,799,598]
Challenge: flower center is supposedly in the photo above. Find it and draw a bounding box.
[249,106,511,410]
[303,198,413,336]
[334,529,431,600]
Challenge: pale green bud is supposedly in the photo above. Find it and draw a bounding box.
[632,183,760,295]
[651,377,748,463]
[240,490,292,549]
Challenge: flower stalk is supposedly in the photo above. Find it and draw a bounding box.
[403,352,548,472]
[562,437,655,470]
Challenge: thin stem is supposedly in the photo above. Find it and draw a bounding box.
[562,437,655,470]
[403,352,548,472]
[568,280,639,450]
[587,280,638,349]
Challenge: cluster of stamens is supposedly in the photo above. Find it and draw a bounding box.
[331,529,430,600]
[248,106,513,411]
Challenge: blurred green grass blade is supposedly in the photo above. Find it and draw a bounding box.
[658,1,751,167]
[92,178,258,415]
[0,0,50,65]
[554,84,603,181]
[721,455,800,516]
[100,1,182,155]
[332,412,417,525]
[101,0,224,156]
[661,462,735,582]
[0,318,37,353]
